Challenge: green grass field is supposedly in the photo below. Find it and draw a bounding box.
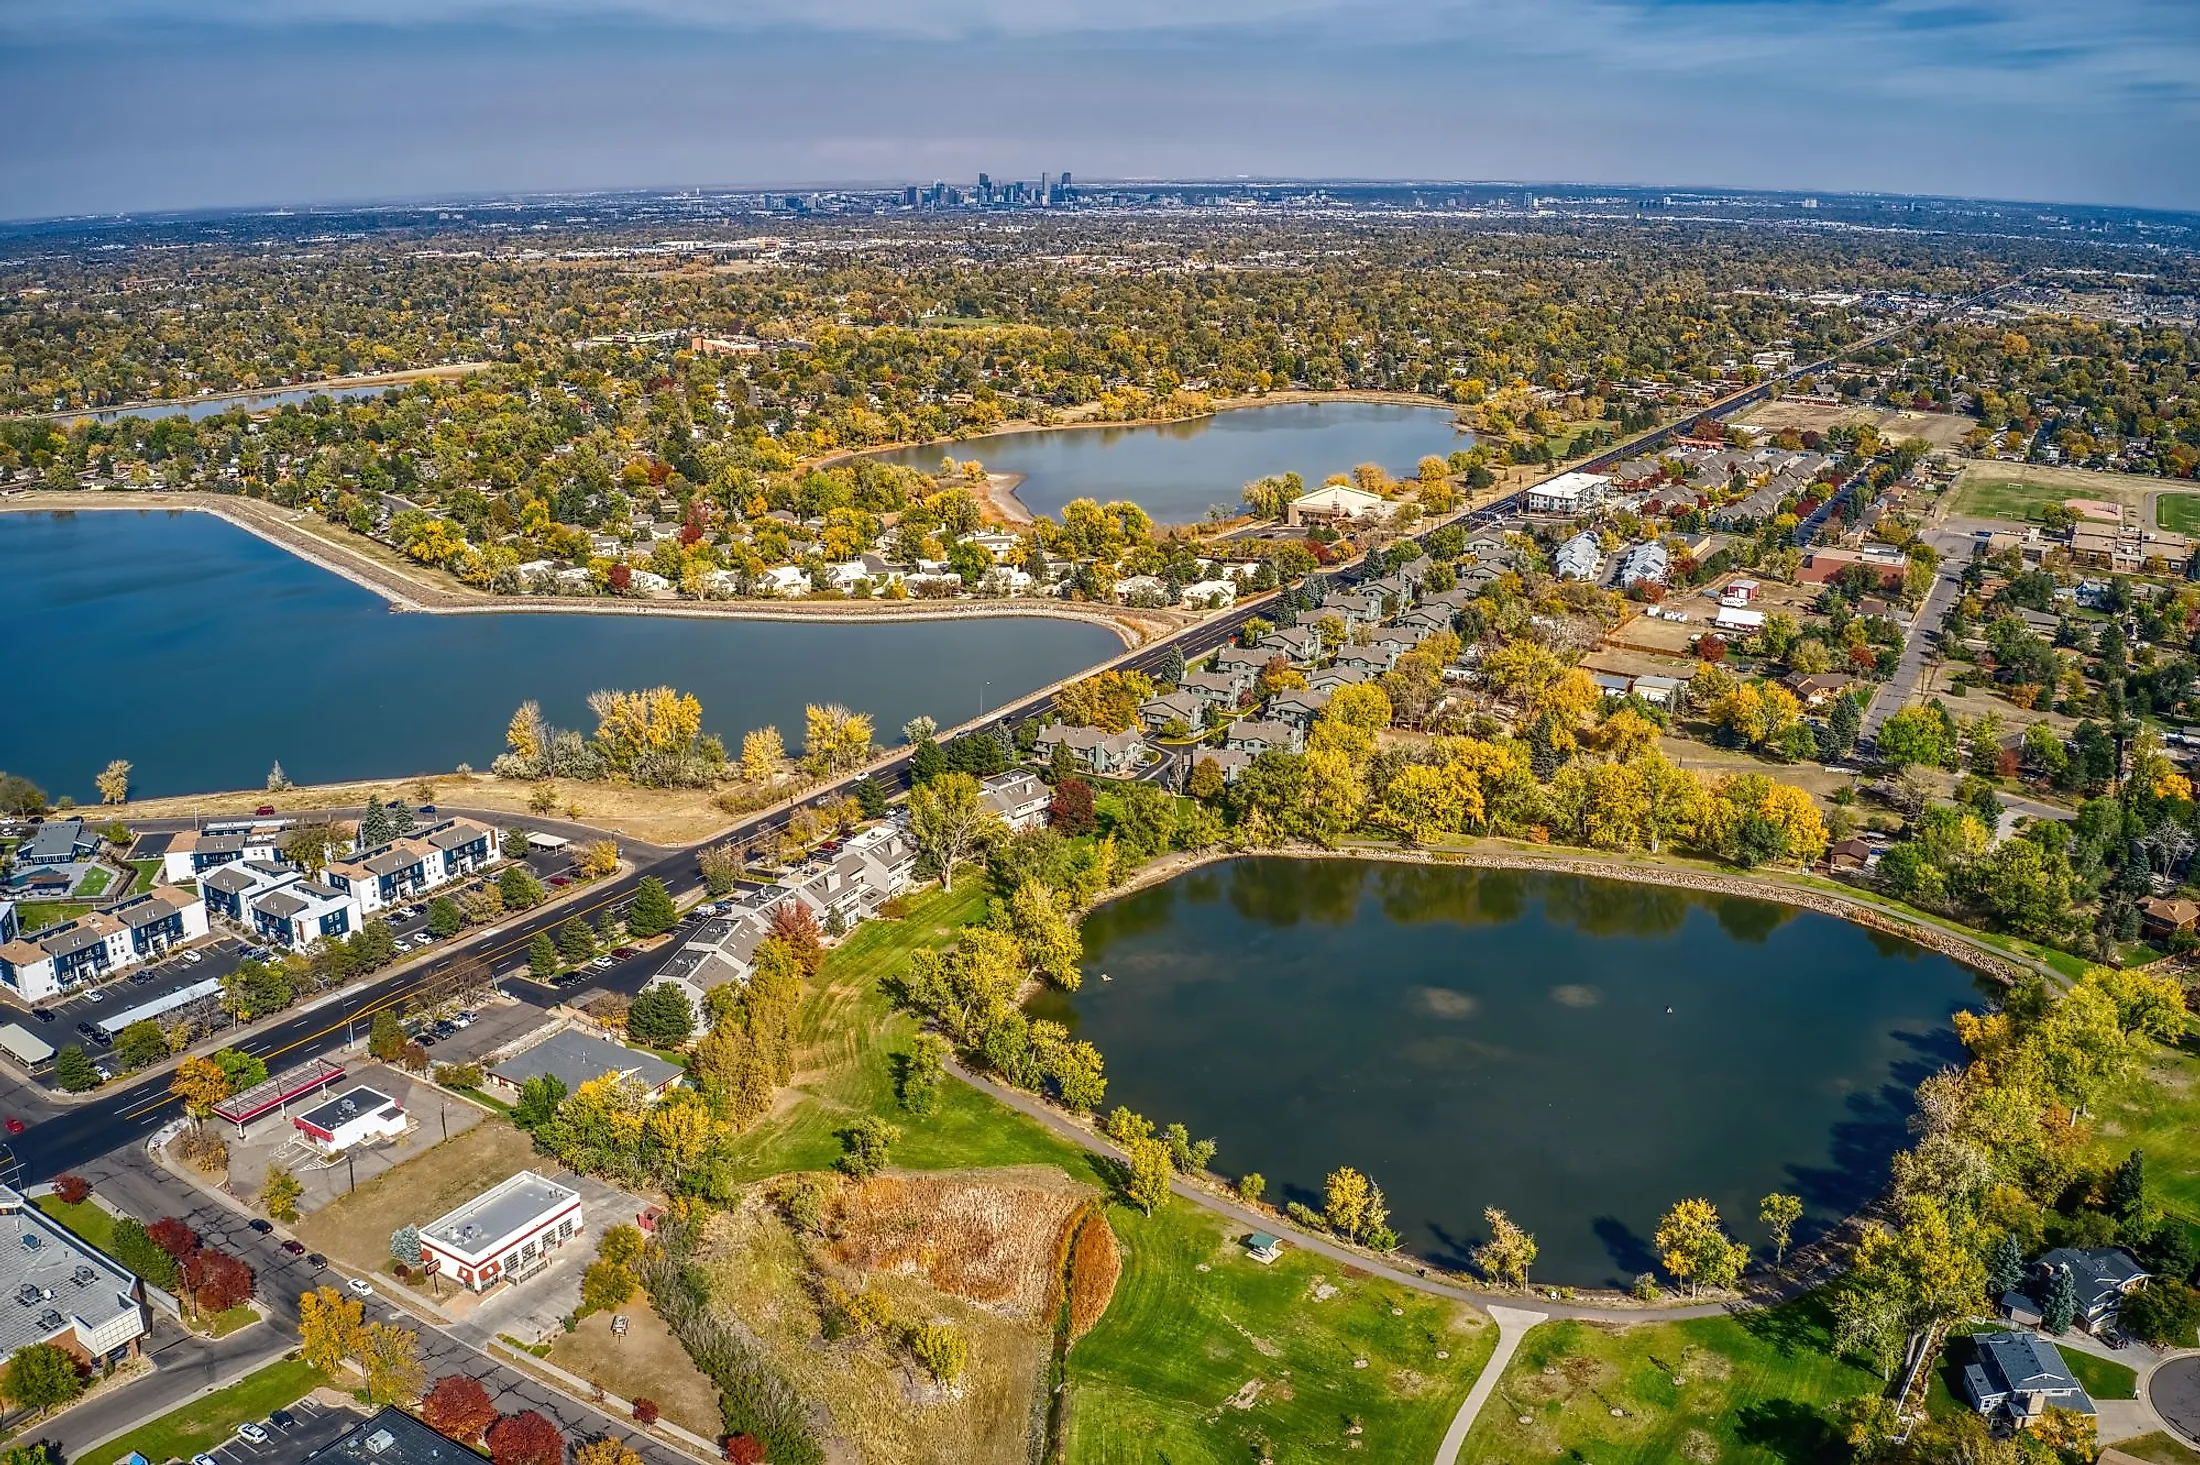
[1064,1201,1493,1465]
[2160,495,2200,533]
[37,1194,118,1252]
[86,1358,326,1465]
[1457,1295,1883,1464]
[130,858,162,895]
[17,900,91,931]
[1949,474,2076,523]
[716,882,1100,1182]
[2121,1432,2200,1465]
[2092,1026,2200,1223]
[75,868,113,898]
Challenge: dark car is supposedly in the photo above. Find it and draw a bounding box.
[418,804,437,815]
[269,1410,295,1430]
[549,876,570,887]
[91,1030,113,1047]
[249,1219,273,1234]
[612,946,638,959]
[304,1253,326,1269]
[30,1010,53,1025]
[281,1239,305,1255]
[74,1021,99,1039]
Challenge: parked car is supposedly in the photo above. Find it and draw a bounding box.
[3,1118,24,1136]
[549,876,570,887]
[248,1219,273,1234]
[93,1064,112,1081]
[74,1021,99,1039]
[81,989,104,1004]
[194,1453,220,1465]
[612,946,638,959]
[236,1423,270,1445]
[418,804,437,815]
[91,1031,113,1047]
[590,956,615,970]
[345,1278,373,1298]
[269,1410,295,1430]
[305,1252,327,1270]
[255,805,276,817]
[281,1239,305,1256]
[30,1010,52,1025]
[181,950,203,964]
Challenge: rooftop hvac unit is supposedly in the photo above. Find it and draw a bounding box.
[364,1431,396,1455]
[19,1233,39,1251]
[36,1310,61,1331]
[71,1266,95,1287]
[14,1284,38,1306]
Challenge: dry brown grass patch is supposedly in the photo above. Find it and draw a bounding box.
[827,1167,1088,1317]
[1065,1209,1121,1342]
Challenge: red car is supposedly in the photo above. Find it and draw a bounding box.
[549,876,570,887]
[255,805,277,816]
[3,1118,25,1136]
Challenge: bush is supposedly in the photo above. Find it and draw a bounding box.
[631,1400,659,1426]
[2121,1278,2200,1347]
[906,1322,968,1384]
[50,1175,89,1205]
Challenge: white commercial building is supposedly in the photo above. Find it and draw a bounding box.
[1526,471,1612,516]
[292,1086,408,1154]
[418,1171,585,1292]
[0,1187,149,1368]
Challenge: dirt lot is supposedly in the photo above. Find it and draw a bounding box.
[294,1120,539,1277]
[693,1167,1095,1465]
[1737,400,1975,449]
[548,1296,721,1439]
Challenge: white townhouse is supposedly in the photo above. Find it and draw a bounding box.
[250,880,363,951]
[319,819,498,915]
[979,770,1052,831]
[160,828,284,884]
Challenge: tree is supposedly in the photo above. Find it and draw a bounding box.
[499,865,546,910]
[487,1411,566,1465]
[697,843,740,896]
[576,840,620,879]
[1048,778,1097,835]
[368,1008,408,1063]
[573,1441,641,1465]
[558,917,598,963]
[2109,1148,2147,1222]
[95,759,131,805]
[1986,1233,2026,1298]
[513,1074,567,1131]
[170,1054,231,1123]
[739,726,785,783]
[898,1032,949,1115]
[53,1045,98,1093]
[50,1175,88,1206]
[838,1117,899,1179]
[1474,1208,1537,1291]
[427,898,463,938]
[627,877,677,938]
[1877,704,1954,770]
[186,1248,255,1315]
[114,1019,167,1072]
[802,703,875,774]
[2041,1263,2079,1333]
[908,1323,968,1384]
[422,1374,499,1442]
[2122,1278,2200,1347]
[1760,1193,1803,1265]
[1124,1136,1172,1216]
[908,772,1001,892]
[851,776,888,819]
[581,1260,637,1314]
[627,984,695,1047]
[530,931,560,980]
[1,1343,81,1417]
[391,1225,424,1267]
[1325,1167,1373,1241]
[298,1286,365,1373]
[263,1168,303,1224]
[1655,1198,1748,1296]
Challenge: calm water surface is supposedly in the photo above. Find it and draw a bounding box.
[869,401,1469,524]
[53,382,401,424]
[1,511,1121,801]
[1034,858,1980,1285]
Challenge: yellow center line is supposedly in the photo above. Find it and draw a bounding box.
[113,880,636,1121]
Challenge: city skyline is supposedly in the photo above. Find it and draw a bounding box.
[5,0,2198,219]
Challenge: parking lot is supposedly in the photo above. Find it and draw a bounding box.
[33,934,250,1053]
[193,1392,359,1465]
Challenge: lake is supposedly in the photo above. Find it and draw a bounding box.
[1,510,1122,802]
[867,401,1469,524]
[1033,858,1980,1287]
[51,382,405,425]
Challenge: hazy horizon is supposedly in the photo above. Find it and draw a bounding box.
[6,0,2198,220]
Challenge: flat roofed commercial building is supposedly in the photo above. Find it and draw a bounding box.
[293,1086,406,1153]
[0,1187,148,1367]
[309,1407,481,1465]
[418,1171,583,1291]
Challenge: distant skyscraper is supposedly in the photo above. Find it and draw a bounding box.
[1060,172,1072,190]
[903,185,918,206]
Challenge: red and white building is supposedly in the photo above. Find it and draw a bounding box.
[418,1171,584,1292]
[292,1086,407,1154]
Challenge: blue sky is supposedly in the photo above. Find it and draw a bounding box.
[4,0,2197,219]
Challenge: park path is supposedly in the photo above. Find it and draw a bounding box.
[1435,1304,1547,1465]
[945,1058,1734,1325]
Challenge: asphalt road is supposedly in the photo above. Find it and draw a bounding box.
[7,284,2014,1184]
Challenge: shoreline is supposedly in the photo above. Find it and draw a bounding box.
[23,362,498,423]
[0,494,1153,645]
[1089,841,2041,986]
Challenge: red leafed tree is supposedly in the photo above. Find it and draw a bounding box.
[148,1217,200,1261]
[607,564,633,594]
[488,1411,566,1465]
[1048,779,1096,836]
[629,1400,659,1426]
[422,1374,499,1443]
[766,899,824,975]
[184,1248,253,1313]
[723,1438,764,1465]
[51,1175,89,1205]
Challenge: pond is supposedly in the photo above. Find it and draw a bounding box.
[866,401,1470,524]
[0,510,1122,802]
[1031,857,1981,1287]
[49,382,406,425]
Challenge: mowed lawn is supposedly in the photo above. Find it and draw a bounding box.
[86,1358,327,1465]
[36,1194,118,1252]
[1064,1201,1494,1465]
[1457,1296,1882,1465]
[2161,495,2200,534]
[2092,1025,2200,1223]
[716,882,1102,1183]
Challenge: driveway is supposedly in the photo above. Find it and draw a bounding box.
[1861,544,1964,739]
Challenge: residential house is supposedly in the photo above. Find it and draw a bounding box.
[757,565,810,596]
[2033,1248,2149,1332]
[1308,663,1374,692]
[198,860,301,925]
[2140,896,2200,940]
[1212,646,1274,680]
[1333,643,1400,676]
[1617,541,1670,587]
[979,771,1052,831]
[1139,691,1210,735]
[320,819,496,915]
[161,828,285,883]
[1264,687,1332,728]
[250,880,360,951]
[1959,1332,2094,1428]
[0,889,210,1002]
[1180,579,1237,610]
[1362,574,1414,610]
[1113,574,1169,605]
[1257,626,1325,667]
[1782,672,1859,709]
[1177,668,1251,709]
[1632,674,1685,707]
[1035,725,1149,777]
[1554,531,1603,582]
[1395,606,1456,639]
[1225,719,1304,756]
[1184,747,1255,785]
[1826,838,1876,873]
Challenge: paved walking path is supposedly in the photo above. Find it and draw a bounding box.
[1435,1304,1547,1464]
[946,1058,1734,1324]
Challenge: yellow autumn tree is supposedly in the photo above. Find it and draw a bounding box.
[740,725,786,782]
[586,687,704,772]
[802,703,875,773]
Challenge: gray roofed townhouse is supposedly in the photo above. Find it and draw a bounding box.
[1177,669,1249,706]
[1186,747,1256,783]
[1333,643,1400,673]
[1139,691,1210,732]
[1959,1331,2093,1425]
[1308,663,1373,691]
[1264,687,1332,726]
[979,770,1053,829]
[1035,724,1149,776]
[1257,626,1324,665]
[1225,719,1304,755]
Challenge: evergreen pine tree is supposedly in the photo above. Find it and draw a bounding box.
[1986,1232,2025,1296]
[558,917,596,963]
[1161,644,1185,687]
[266,760,291,792]
[2110,1149,2147,1222]
[852,777,888,819]
[2041,1265,2079,1333]
[628,877,677,938]
[529,930,560,980]
[910,737,945,785]
[389,800,416,837]
[358,797,395,849]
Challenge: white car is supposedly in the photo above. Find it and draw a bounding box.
[345,1277,374,1298]
[181,950,203,964]
[81,989,104,1004]
[235,1423,270,1445]
[193,1454,220,1465]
